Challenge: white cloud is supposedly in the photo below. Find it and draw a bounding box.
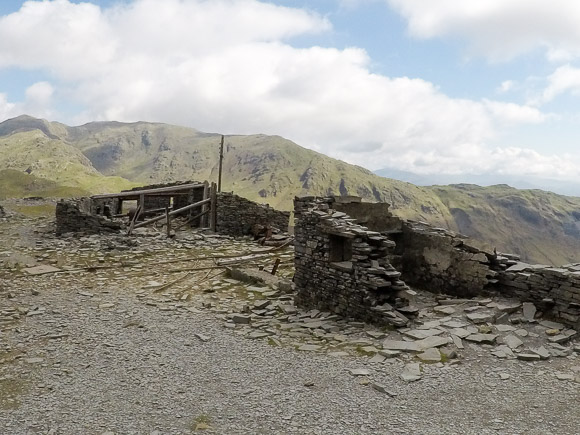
[0,0,576,183]
[483,100,547,125]
[25,81,53,105]
[0,93,16,121]
[0,82,55,121]
[387,0,580,62]
[497,80,515,93]
[536,64,580,104]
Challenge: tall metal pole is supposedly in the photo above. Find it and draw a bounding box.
[218,135,224,193]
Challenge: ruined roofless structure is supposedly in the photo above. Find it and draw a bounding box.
[293,195,580,329]
[55,181,290,238]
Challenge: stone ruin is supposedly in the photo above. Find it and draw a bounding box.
[294,196,413,327]
[56,197,123,234]
[54,185,580,330]
[55,181,290,238]
[294,195,580,329]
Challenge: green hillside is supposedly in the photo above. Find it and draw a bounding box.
[431,184,580,265]
[0,169,88,199]
[0,122,137,194]
[0,114,578,265]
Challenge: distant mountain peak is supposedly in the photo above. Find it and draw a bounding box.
[0,114,64,140]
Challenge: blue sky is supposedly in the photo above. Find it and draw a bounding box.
[1,0,580,191]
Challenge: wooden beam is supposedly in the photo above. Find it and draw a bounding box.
[143,192,190,197]
[127,204,142,236]
[91,183,205,200]
[133,198,211,229]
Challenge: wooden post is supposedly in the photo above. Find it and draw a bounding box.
[201,181,209,228]
[218,135,224,193]
[187,188,194,219]
[210,182,217,233]
[165,206,171,238]
[271,258,281,275]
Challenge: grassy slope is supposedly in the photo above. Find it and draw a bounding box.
[0,169,88,199]
[429,184,580,264]
[0,127,137,195]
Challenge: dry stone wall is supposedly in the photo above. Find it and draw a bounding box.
[394,220,500,297]
[498,263,580,326]
[55,198,122,235]
[216,192,290,237]
[293,196,413,326]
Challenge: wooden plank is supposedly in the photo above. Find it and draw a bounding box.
[133,198,211,229]
[143,192,190,197]
[91,183,205,200]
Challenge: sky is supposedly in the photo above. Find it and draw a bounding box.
[1,0,580,189]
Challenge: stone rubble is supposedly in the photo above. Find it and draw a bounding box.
[1,199,580,434]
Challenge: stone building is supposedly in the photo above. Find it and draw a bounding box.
[55,182,289,238]
[293,195,580,328]
[294,196,413,326]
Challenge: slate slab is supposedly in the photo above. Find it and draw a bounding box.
[24,265,60,275]
[382,340,420,352]
[465,334,498,344]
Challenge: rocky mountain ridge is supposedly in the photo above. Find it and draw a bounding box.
[0,114,579,264]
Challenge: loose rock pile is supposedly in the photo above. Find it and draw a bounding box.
[55,198,121,235]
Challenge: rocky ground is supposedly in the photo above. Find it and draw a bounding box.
[0,200,579,435]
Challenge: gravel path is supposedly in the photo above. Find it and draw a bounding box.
[1,274,579,434]
[1,206,579,434]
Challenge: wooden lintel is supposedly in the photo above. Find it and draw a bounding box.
[91,183,205,200]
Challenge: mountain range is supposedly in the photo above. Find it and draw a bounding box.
[0,114,579,265]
